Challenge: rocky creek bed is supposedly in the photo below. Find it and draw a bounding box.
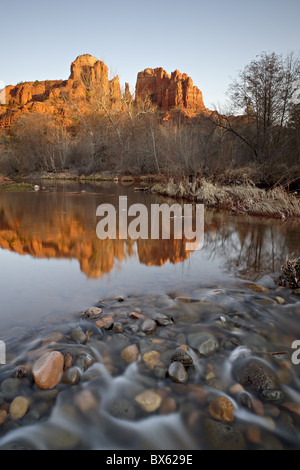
[1,277,300,450]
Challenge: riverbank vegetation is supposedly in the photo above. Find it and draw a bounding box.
[277,254,300,289]
[0,181,34,192]
[0,51,299,216]
[150,178,300,219]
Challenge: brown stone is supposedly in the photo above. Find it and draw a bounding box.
[42,332,63,345]
[159,396,177,414]
[121,344,139,363]
[208,396,235,423]
[129,311,145,320]
[74,389,98,413]
[32,351,64,389]
[0,409,7,425]
[282,402,300,416]
[246,426,261,444]
[96,315,114,328]
[64,352,73,370]
[9,396,30,420]
[142,350,162,370]
[134,390,162,412]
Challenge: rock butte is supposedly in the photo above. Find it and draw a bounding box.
[0,54,209,130]
[135,67,207,113]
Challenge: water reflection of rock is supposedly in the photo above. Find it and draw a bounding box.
[0,191,191,278]
[0,191,298,280]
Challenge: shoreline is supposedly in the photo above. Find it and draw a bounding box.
[3,170,300,220]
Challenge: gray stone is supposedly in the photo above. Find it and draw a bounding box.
[110,333,131,352]
[203,417,246,450]
[71,326,87,343]
[167,361,188,383]
[61,367,80,385]
[109,398,136,420]
[82,307,102,319]
[169,348,193,366]
[141,319,157,334]
[43,423,80,449]
[0,378,21,398]
[113,321,124,333]
[233,357,280,393]
[260,389,284,402]
[187,331,219,356]
[154,313,174,326]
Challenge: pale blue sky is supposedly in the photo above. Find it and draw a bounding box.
[1,0,299,109]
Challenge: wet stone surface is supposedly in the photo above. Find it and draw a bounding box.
[0,280,300,450]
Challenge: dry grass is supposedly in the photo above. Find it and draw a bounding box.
[151,178,300,219]
[277,254,300,288]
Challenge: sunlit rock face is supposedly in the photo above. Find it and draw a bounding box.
[68,54,121,105]
[135,67,207,113]
[0,54,121,130]
[0,54,209,130]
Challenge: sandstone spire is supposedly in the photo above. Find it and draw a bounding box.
[135,67,206,113]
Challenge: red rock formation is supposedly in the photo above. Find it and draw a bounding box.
[0,55,208,130]
[0,54,121,130]
[135,67,206,113]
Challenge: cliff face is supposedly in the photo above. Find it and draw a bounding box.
[0,55,208,130]
[135,67,207,113]
[0,54,121,129]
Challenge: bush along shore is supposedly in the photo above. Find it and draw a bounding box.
[150,177,300,220]
[277,254,300,290]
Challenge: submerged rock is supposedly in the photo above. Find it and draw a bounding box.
[232,357,281,396]
[61,367,80,385]
[32,351,64,389]
[0,378,21,398]
[203,417,246,450]
[121,344,139,363]
[9,396,30,420]
[0,410,7,425]
[141,318,157,334]
[142,350,161,370]
[187,331,219,356]
[109,398,136,420]
[82,307,102,319]
[154,313,174,326]
[71,326,87,343]
[167,361,188,384]
[134,390,162,412]
[260,389,284,402]
[169,345,193,366]
[208,396,235,423]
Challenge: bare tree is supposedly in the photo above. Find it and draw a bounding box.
[212,52,300,177]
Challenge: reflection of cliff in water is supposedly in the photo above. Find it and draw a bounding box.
[0,190,191,278]
[0,189,298,280]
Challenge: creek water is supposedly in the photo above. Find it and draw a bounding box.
[0,180,299,450]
